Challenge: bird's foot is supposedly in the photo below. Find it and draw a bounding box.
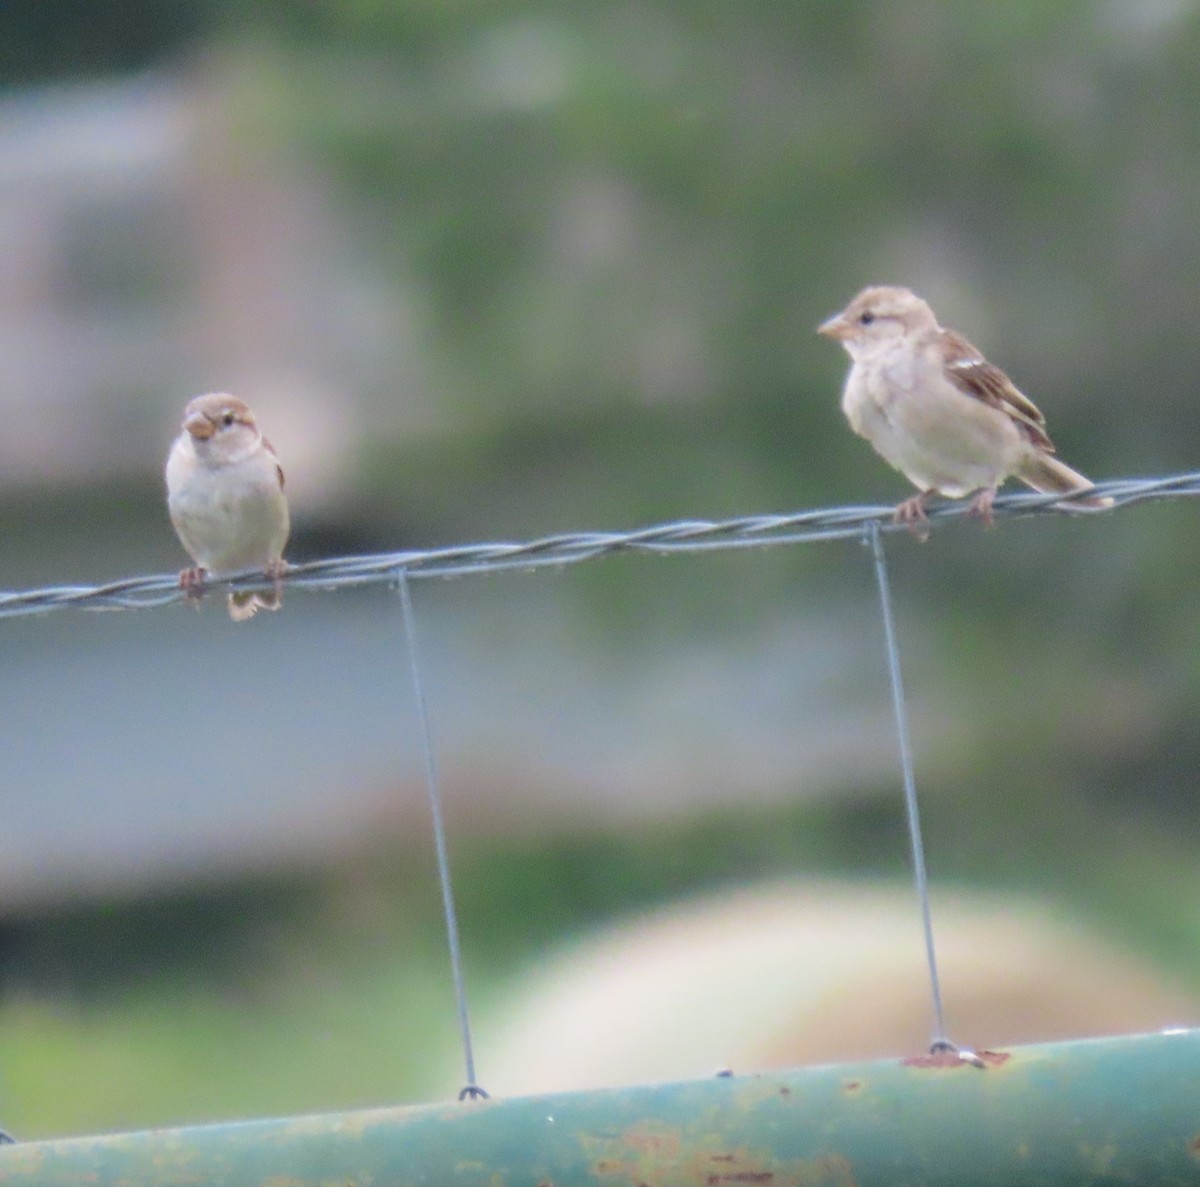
[178,567,208,605]
[893,493,932,542]
[263,559,288,611]
[967,487,998,527]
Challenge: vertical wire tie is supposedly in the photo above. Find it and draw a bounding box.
[867,523,983,1067]
[397,570,487,1099]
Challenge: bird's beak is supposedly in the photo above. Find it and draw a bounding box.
[817,312,852,340]
[183,411,215,440]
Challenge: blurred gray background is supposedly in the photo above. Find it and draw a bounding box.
[1,1,1199,1138]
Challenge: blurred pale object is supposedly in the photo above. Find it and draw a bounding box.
[0,70,419,507]
[485,881,1197,1095]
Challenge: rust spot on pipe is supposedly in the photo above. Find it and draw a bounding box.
[706,1173,773,1184]
[622,1125,682,1157]
[843,1080,862,1094]
[902,1049,1009,1069]
[1188,1134,1200,1161]
[592,1123,856,1187]
[706,1152,768,1179]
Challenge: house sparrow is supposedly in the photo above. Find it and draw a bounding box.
[818,285,1110,534]
[165,392,290,620]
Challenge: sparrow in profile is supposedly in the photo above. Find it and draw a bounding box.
[818,285,1110,535]
[165,392,290,620]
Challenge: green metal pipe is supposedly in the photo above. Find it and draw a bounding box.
[1,1030,1198,1186]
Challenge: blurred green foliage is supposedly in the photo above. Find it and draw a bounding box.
[236,0,1200,465]
[3,780,1199,1138]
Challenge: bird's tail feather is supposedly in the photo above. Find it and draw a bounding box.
[227,589,282,621]
[1017,453,1113,510]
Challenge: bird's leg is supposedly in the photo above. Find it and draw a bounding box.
[967,486,998,528]
[178,566,208,605]
[893,492,932,542]
[263,559,288,611]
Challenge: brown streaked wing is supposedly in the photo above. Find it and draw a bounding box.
[939,330,1054,451]
[263,437,285,490]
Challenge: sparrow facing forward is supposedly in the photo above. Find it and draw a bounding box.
[818,285,1110,535]
[165,392,290,620]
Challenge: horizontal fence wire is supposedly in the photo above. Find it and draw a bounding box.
[1,472,1198,620]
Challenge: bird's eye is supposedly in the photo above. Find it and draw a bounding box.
[221,412,236,427]
[858,311,875,326]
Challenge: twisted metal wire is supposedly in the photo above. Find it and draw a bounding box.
[1,472,1197,620]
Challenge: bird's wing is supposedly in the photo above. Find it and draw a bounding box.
[939,330,1055,451]
[263,438,285,490]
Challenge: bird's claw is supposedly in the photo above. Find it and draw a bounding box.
[893,493,932,542]
[254,559,289,613]
[966,487,997,527]
[178,567,208,603]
